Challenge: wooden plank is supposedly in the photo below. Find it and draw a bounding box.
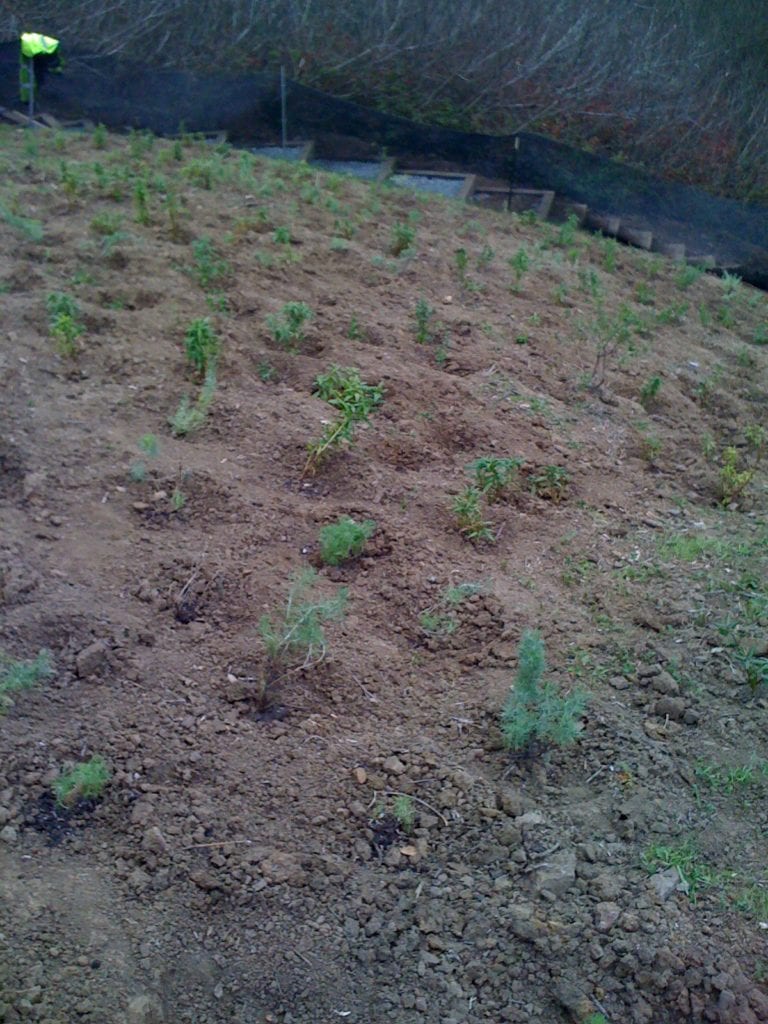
[586,211,621,236]
[458,174,477,201]
[618,225,653,250]
[652,241,686,260]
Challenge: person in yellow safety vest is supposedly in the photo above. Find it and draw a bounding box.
[19,32,60,108]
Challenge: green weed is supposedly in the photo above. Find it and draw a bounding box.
[508,247,530,291]
[392,794,415,832]
[133,179,150,225]
[419,581,484,636]
[641,840,716,901]
[676,263,704,290]
[169,366,217,436]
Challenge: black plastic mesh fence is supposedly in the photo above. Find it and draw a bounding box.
[2,42,767,289]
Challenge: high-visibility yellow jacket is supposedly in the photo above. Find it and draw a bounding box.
[20,33,60,101]
[21,33,60,58]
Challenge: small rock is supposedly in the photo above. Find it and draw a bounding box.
[651,670,680,695]
[531,848,576,897]
[75,640,109,678]
[127,994,165,1023]
[0,825,18,844]
[383,756,406,776]
[554,979,593,1020]
[594,902,621,932]
[142,827,168,856]
[653,696,686,721]
[260,851,306,885]
[353,767,367,785]
[649,867,683,902]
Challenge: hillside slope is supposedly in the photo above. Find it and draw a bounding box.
[1,126,767,1024]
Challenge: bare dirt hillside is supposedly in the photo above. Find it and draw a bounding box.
[1,126,767,1024]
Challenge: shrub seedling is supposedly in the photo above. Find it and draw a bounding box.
[392,795,415,832]
[508,247,530,291]
[501,630,586,751]
[639,375,662,409]
[130,433,160,481]
[304,366,383,476]
[0,649,54,711]
[257,568,347,707]
[134,179,150,225]
[266,301,313,351]
[52,755,110,808]
[46,292,84,359]
[183,317,219,375]
[318,517,376,566]
[452,487,494,543]
[414,297,435,344]
[390,222,415,256]
[468,456,524,502]
[529,465,570,503]
[169,365,217,437]
[190,237,231,290]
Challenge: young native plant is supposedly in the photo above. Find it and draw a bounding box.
[257,568,347,708]
[0,649,54,712]
[468,456,524,502]
[318,517,376,566]
[452,486,494,543]
[304,366,383,476]
[266,301,313,351]
[52,755,110,808]
[183,317,219,376]
[501,630,586,752]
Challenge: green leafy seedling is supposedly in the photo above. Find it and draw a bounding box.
[266,301,313,351]
[452,487,493,543]
[183,317,219,375]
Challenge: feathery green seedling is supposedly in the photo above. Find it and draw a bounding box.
[390,222,415,256]
[92,123,108,149]
[318,517,376,566]
[183,317,219,375]
[347,315,363,341]
[59,161,82,204]
[273,225,292,244]
[508,247,530,291]
[676,263,704,290]
[414,297,435,344]
[392,795,415,832]
[190,237,231,290]
[0,201,43,241]
[52,756,110,808]
[164,191,185,241]
[0,649,54,711]
[478,244,495,268]
[501,630,586,751]
[89,211,123,236]
[601,237,618,272]
[656,301,689,326]
[46,292,84,358]
[454,247,469,279]
[134,179,150,225]
[556,213,580,248]
[468,456,524,502]
[452,486,493,543]
[169,365,217,436]
[130,433,160,482]
[266,301,313,351]
[639,375,662,409]
[718,426,765,505]
[257,568,347,707]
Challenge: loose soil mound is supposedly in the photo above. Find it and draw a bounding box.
[1,126,767,1024]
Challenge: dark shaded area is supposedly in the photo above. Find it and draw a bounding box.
[1,42,767,289]
[23,791,98,845]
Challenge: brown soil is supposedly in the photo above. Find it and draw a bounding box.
[1,126,767,1024]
